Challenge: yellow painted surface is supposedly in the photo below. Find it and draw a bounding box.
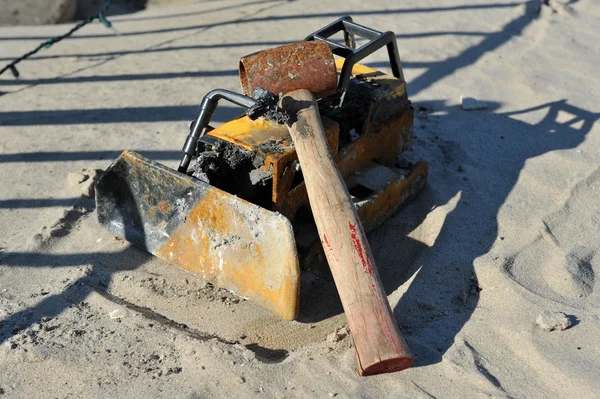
[156,188,300,320]
[209,117,291,150]
[335,59,378,76]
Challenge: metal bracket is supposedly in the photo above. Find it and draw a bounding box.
[178,89,255,173]
[179,16,406,173]
[305,16,404,106]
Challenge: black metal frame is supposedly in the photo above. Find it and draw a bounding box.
[305,15,404,105]
[178,89,255,173]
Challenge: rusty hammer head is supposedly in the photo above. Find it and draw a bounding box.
[239,41,338,100]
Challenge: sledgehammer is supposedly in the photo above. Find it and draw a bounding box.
[241,41,413,375]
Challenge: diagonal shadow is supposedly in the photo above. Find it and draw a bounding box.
[0,70,238,86]
[0,186,147,344]
[111,0,286,23]
[0,198,81,209]
[0,3,524,41]
[407,4,540,96]
[0,104,243,126]
[389,99,598,367]
[0,150,180,163]
[1,1,592,364]
[0,33,482,64]
[0,41,286,62]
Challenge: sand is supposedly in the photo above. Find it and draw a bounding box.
[1,0,599,397]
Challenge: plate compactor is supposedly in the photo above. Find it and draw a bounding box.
[96,17,428,321]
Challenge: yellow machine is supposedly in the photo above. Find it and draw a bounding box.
[95,17,428,320]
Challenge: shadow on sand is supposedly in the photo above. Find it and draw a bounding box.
[0,1,597,368]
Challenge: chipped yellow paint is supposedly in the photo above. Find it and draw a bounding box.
[155,187,300,320]
[335,58,379,76]
[209,117,291,150]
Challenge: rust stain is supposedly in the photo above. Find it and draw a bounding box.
[158,200,171,212]
[155,189,300,320]
[207,59,411,225]
[239,41,337,99]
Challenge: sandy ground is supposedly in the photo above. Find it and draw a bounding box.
[1,0,599,397]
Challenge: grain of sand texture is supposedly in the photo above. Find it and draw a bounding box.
[0,0,599,397]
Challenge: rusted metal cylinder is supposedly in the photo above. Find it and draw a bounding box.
[239,41,338,99]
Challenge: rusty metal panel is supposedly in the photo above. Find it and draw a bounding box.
[96,151,300,320]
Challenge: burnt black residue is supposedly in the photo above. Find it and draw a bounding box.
[192,142,248,184]
[255,139,286,155]
[280,96,315,128]
[327,77,373,147]
[246,88,290,125]
[191,139,272,209]
[328,73,410,149]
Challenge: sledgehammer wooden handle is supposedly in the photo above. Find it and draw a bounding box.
[280,89,413,375]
